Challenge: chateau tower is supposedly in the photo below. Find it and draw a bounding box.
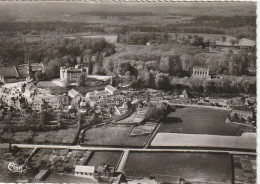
[27,59,33,78]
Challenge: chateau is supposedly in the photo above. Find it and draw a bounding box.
[60,65,88,84]
[192,67,211,79]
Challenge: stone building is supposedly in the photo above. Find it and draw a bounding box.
[60,65,88,85]
[192,67,211,79]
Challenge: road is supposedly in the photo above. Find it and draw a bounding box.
[11,144,256,156]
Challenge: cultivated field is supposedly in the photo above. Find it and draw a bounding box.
[125,152,232,183]
[158,106,249,136]
[82,125,151,147]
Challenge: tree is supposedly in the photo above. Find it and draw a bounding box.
[159,57,171,73]
[40,110,48,126]
[231,113,239,122]
[144,102,175,122]
[246,116,252,124]
[155,73,170,90]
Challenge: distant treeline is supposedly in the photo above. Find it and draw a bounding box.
[0,22,104,34]
[79,11,154,16]
[115,25,224,35]
[191,16,256,28]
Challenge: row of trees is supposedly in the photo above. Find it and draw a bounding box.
[144,102,176,121]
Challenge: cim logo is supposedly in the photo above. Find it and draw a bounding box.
[7,162,28,173]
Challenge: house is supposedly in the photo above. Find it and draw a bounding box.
[237,38,256,49]
[230,106,254,120]
[74,165,96,180]
[127,178,158,184]
[31,98,48,111]
[68,88,81,98]
[105,85,118,95]
[179,90,192,104]
[95,164,115,178]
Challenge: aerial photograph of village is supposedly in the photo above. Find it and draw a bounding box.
[0,1,257,184]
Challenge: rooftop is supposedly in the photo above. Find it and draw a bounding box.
[105,85,117,92]
[0,66,19,78]
[75,165,95,173]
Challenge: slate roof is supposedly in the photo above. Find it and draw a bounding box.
[0,66,19,78]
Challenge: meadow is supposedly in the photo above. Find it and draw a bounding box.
[158,106,248,136]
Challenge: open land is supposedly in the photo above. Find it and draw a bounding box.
[86,151,122,167]
[125,152,232,183]
[158,106,251,136]
[151,132,256,150]
[82,125,151,147]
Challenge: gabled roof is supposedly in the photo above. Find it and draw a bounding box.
[105,85,117,92]
[0,66,19,78]
[75,165,95,173]
[68,88,81,97]
[182,89,192,99]
[238,38,256,47]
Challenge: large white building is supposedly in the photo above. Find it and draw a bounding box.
[60,65,88,84]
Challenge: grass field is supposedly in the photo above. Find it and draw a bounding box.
[82,125,151,147]
[158,106,248,136]
[86,151,122,167]
[125,152,232,183]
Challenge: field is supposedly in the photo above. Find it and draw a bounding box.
[158,106,249,136]
[86,151,122,168]
[82,125,151,147]
[125,152,232,183]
